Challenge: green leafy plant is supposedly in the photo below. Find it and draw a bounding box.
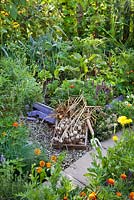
[0,159,27,200]
[85,123,134,199]
[93,112,118,141]
[0,57,43,116]
[18,153,80,200]
[109,94,134,120]
[0,116,29,160]
[48,79,113,107]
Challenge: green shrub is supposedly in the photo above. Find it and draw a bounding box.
[115,50,134,93]
[0,159,27,200]
[0,57,43,116]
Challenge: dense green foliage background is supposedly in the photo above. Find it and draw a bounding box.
[1,0,134,107]
[0,1,134,200]
[1,0,134,42]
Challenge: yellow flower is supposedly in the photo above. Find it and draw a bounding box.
[51,155,57,162]
[117,116,132,126]
[2,132,7,136]
[12,22,20,28]
[34,148,41,155]
[1,11,9,16]
[125,119,132,124]
[112,135,118,142]
[117,116,127,126]
[88,192,97,200]
[18,9,25,14]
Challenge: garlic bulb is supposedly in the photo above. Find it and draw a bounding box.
[73,131,77,135]
[59,138,63,143]
[60,124,65,129]
[69,132,74,137]
[76,135,80,139]
[78,126,82,131]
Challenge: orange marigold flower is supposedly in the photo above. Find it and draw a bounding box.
[80,191,86,197]
[39,160,45,167]
[36,166,42,173]
[116,192,122,197]
[129,192,134,200]
[63,196,68,200]
[89,192,97,200]
[34,148,41,155]
[51,155,57,162]
[69,84,75,88]
[12,122,19,127]
[46,162,51,168]
[127,103,131,107]
[120,173,127,180]
[107,178,115,185]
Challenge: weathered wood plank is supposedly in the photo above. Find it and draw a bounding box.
[27,110,55,124]
[33,103,54,114]
[52,143,88,150]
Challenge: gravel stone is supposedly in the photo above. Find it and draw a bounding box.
[24,119,90,169]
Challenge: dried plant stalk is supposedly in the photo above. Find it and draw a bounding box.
[52,95,102,148]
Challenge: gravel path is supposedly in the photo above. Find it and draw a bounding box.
[24,119,90,169]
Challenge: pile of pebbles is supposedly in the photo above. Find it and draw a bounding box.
[25,119,90,169]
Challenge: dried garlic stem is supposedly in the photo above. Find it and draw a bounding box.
[73,106,86,131]
[87,118,94,138]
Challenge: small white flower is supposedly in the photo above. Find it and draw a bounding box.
[130,94,134,99]
[114,123,117,127]
[124,101,128,105]
[126,95,129,98]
